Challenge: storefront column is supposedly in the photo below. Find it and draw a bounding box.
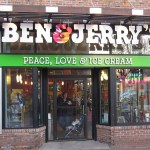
[0,68,2,134]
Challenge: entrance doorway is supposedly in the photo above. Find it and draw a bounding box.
[47,70,92,140]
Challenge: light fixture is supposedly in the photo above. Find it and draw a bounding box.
[16,70,23,84]
[8,17,12,22]
[101,22,110,25]
[101,70,108,81]
[3,17,12,22]
[120,20,124,25]
[49,19,52,23]
[16,74,20,83]
[23,19,34,23]
[89,8,102,14]
[45,6,58,13]
[20,79,23,84]
[3,17,7,21]
[83,20,87,24]
[61,81,64,85]
[63,20,73,24]
[44,18,48,23]
[0,5,13,12]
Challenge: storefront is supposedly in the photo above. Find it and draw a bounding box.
[0,4,150,149]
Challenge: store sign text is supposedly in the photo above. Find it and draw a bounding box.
[2,23,149,44]
[23,56,132,65]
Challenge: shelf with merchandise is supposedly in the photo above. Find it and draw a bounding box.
[7,102,25,128]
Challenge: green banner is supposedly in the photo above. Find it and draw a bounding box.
[0,54,149,67]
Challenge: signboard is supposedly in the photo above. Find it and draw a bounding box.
[0,54,150,67]
[2,23,150,44]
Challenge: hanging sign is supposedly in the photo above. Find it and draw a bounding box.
[0,54,150,67]
[2,23,150,44]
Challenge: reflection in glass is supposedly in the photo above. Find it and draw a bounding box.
[48,70,92,140]
[56,79,85,139]
[116,69,150,123]
[38,70,44,126]
[3,32,34,53]
[100,69,109,124]
[5,68,33,128]
[48,69,91,75]
[36,33,109,54]
[86,78,92,139]
[112,35,150,55]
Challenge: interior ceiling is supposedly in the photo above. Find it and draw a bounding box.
[0,12,149,25]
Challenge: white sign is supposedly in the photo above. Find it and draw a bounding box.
[2,23,149,44]
[0,5,13,12]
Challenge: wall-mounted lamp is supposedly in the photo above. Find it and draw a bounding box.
[3,17,12,22]
[83,20,87,24]
[3,17,7,21]
[44,18,48,23]
[49,19,52,23]
[8,17,12,22]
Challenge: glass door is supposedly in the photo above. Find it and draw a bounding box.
[47,77,92,140]
[55,79,87,140]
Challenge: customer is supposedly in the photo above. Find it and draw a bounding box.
[57,91,73,130]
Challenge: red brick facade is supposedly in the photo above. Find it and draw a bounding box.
[0,0,150,149]
[97,125,150,149]
[0,127,46,150]
[0,0,150,9]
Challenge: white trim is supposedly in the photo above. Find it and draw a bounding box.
[0,5,13,12]
[132,9,144,16]
[89,8,102,14]
[0,68,2,134]
[45,6,58,13]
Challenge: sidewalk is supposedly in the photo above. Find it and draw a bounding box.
[40,140,150,150]
[40,140,110,150]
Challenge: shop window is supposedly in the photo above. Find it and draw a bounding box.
[38,70,44,126]
[5,68,33,128]
[36,33,109,54]
[48,69,91,75]
[2,32,34,53]
[116,69,150,124]
[100,69,109,124]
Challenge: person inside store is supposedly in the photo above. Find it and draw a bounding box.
[57,91,73,130]
[16,92,24,109]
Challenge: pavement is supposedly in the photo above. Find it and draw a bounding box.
[40,140,109,150]
[39,140,150,150]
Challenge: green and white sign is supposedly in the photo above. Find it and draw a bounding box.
[0,54,150,67]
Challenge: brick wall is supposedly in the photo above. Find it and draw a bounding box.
[97,125,150,148]
[0,0,150,9]
[0,126,46,150]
